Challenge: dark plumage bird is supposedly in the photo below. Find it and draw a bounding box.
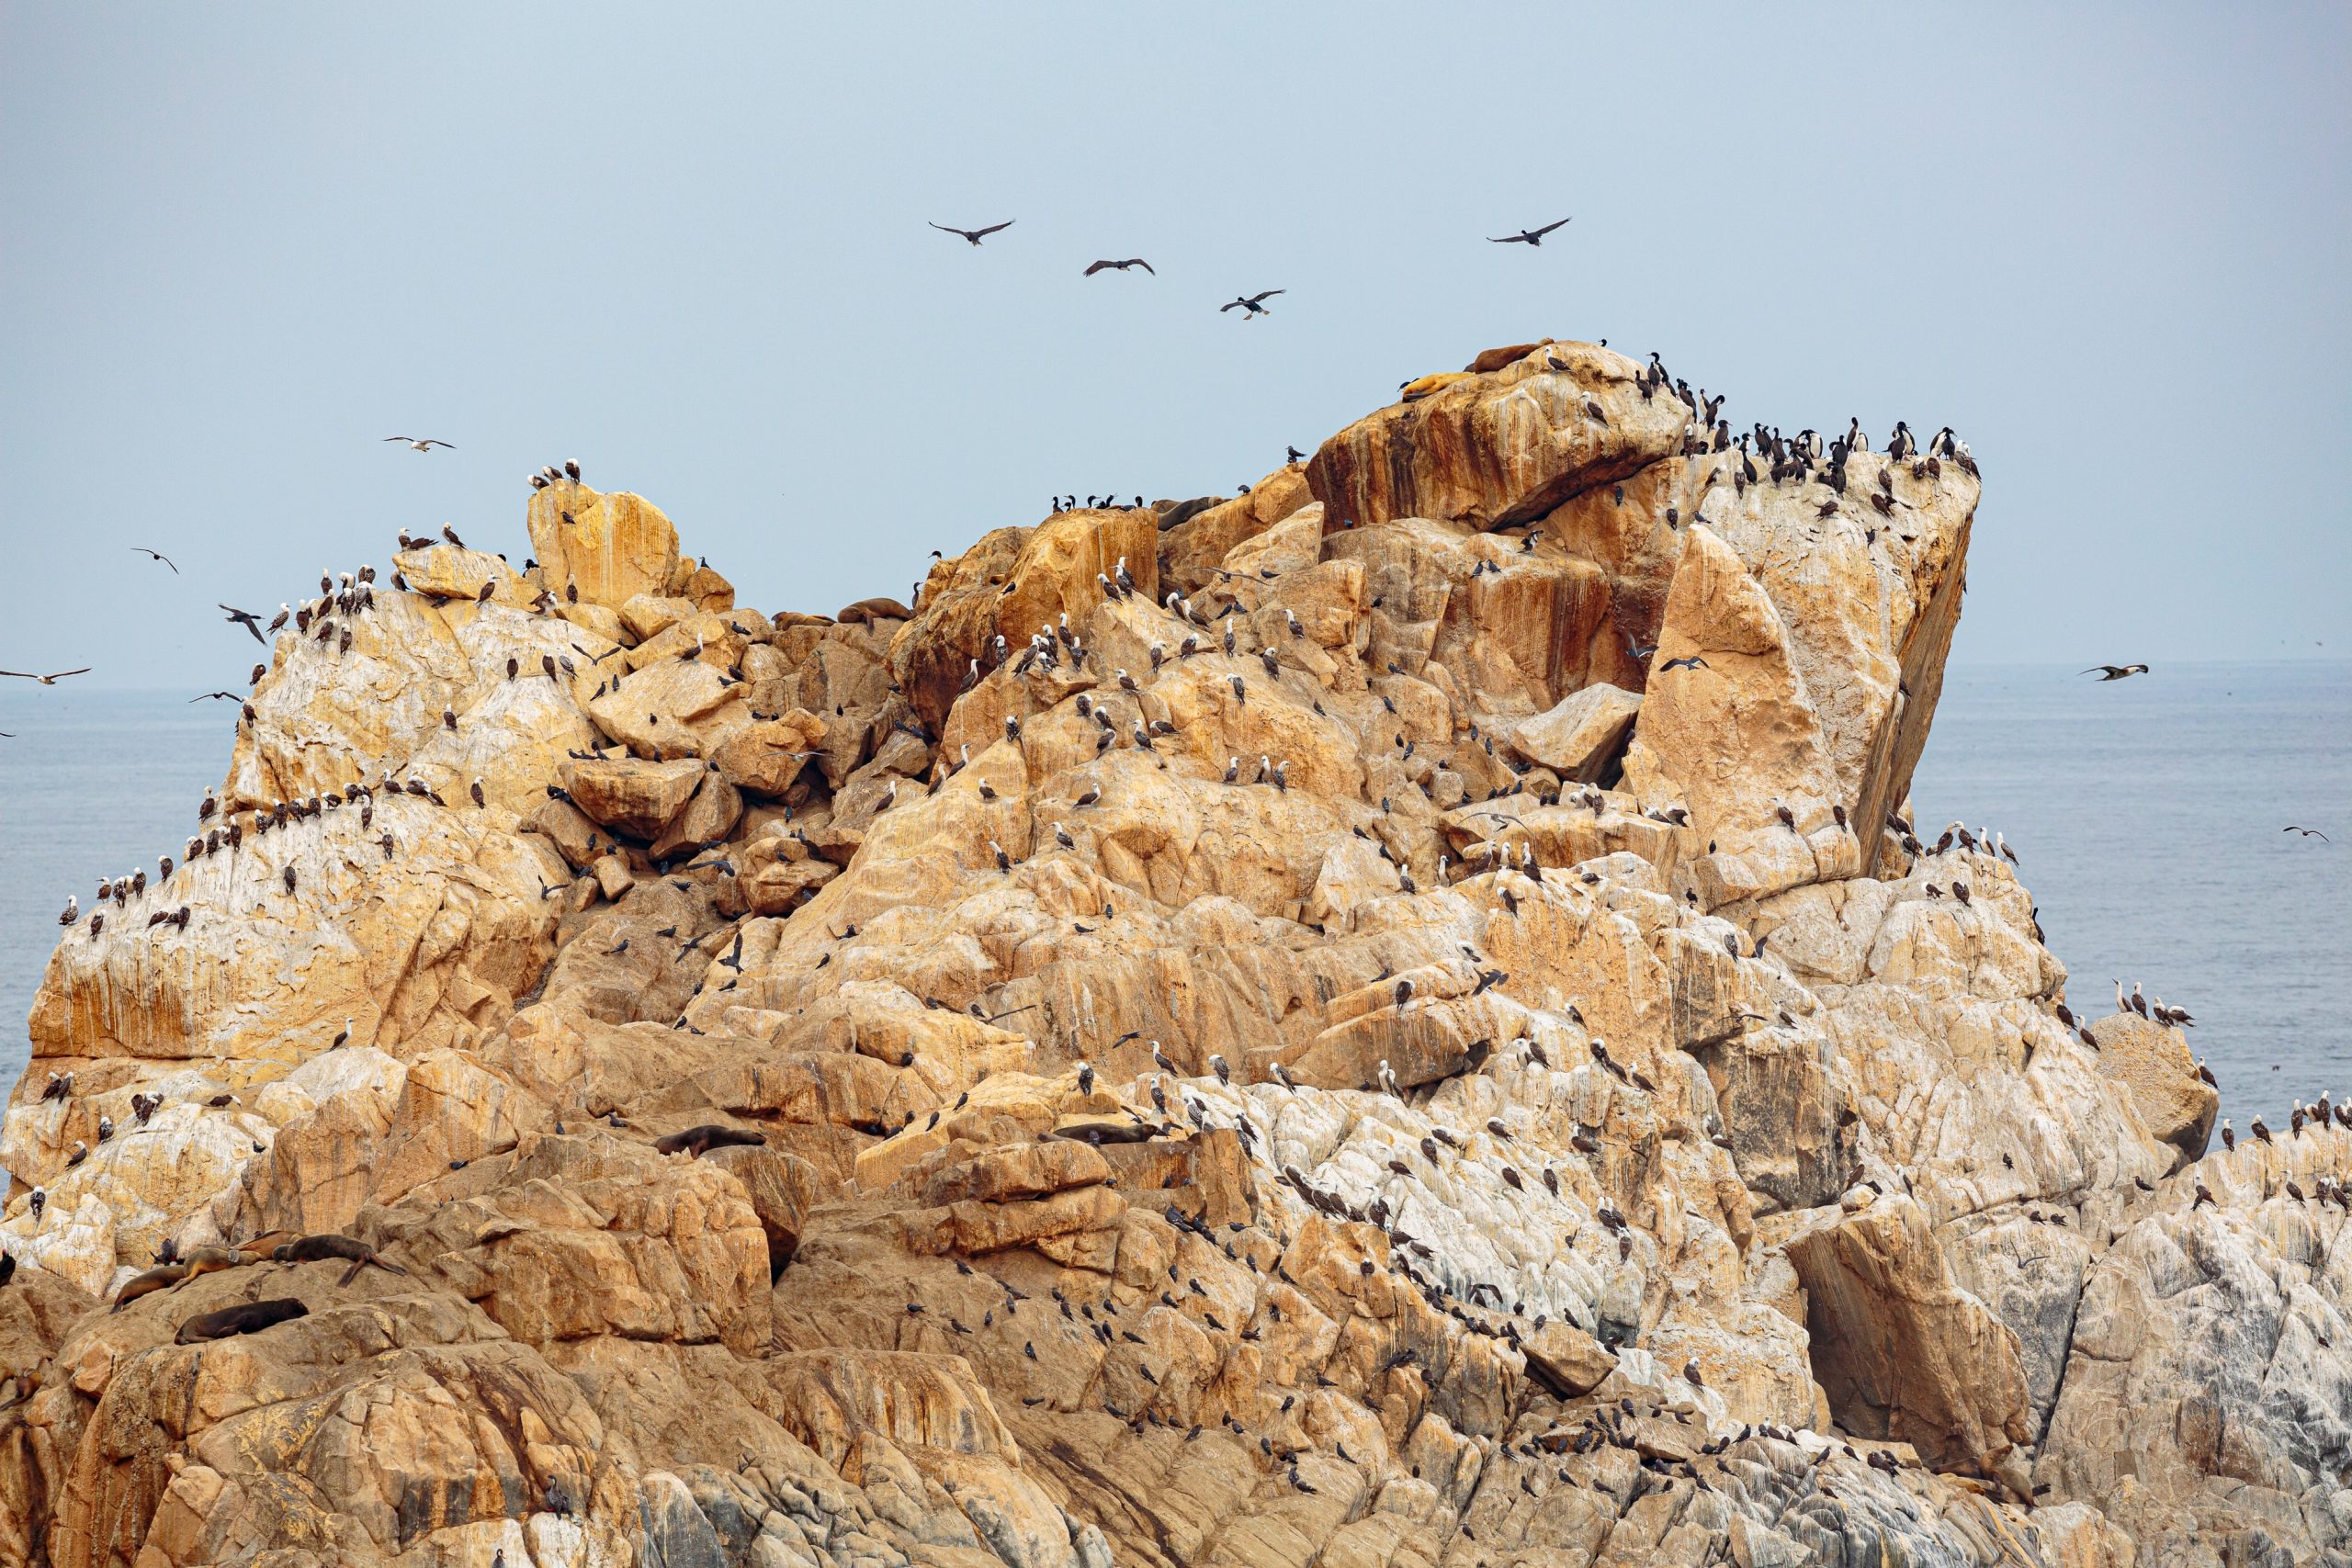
[131,547,179,573]
[1487,218,1571,245]
[1220,290,1284,317]
[1084,257,1154,276]
[2082,664,2150,681]
[220,605,267,644]
[1658,656,1708,673]
[931,220,1013,245]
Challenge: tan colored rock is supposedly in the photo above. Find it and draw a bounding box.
[1785,1195,2033,1479]
[560,754,704,839]
[1622,525,1857,908]
[2087,1010,2217,1168]
[526,479,682,610]
[1307,341,1687,532]
[1509,682,1641,780]
[1520,1318,1617,1397]
[0,344,2271,1568]
[649,772,741,858]
[391,543,527,605]
[1157,467,1313,592]
[616,592,699,643]
[584,655,752,759]
[709,710,828,796]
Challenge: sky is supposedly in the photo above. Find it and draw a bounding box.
[2,3,2346,693]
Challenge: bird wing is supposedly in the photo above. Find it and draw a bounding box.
[1487,235,1523,243]
[1249,289,1285,304]
[0,671,39,681]
[1220,299,1244,311]
[2080,667,2113,676]
[1132,259,1155,274]
[422,440,453,449]
[972,220,1014,238]
[382,435,412,443]
[1530,218,1572,238]
[45,669,91,681]
[1084,260,1113,275]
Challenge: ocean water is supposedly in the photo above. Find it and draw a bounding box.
[2,666,2346,1127]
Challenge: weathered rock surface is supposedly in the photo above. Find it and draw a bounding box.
[5,341,2336,1567]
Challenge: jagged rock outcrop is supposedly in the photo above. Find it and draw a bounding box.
[4,341,2340,1568]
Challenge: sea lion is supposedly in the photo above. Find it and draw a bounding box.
[272,1233,409,1286]
[653,1124,766,1158]
[111,1262,191,1312]
[175,1297,309,1345]
[236,1230,300,1258]
[179,1246,248,1280]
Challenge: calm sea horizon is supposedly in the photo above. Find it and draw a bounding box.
[3,661,2345,1131]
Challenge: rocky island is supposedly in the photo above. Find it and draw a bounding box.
[2,340,2345,1567]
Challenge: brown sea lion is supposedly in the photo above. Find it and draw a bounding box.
[179,1246,248,1280]
[175,1297,309,1345]
[653,1123,766,1158]
[272,1233,409,1287]
[113,1262,190,1311]
[236,1230,300,1258]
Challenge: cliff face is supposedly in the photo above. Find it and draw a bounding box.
[1,340,2344,1568]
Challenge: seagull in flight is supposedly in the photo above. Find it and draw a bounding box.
[1221,290,1284,318]
[130,547,179,573]
[1658,655,1709,673]
[220,605,268,645]
[1084,257,1155,276]
[383,436,454,452]
[931,220,1013,245]
[2282,825,2332,841]
[2082,664,2150,681]
[188,690,241,703]
[1,667,91,685]
[1488,218,1571,245]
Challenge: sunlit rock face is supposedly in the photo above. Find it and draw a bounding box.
[6,339,2335,1568]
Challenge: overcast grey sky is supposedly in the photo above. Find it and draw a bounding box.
[3,4,2346,689]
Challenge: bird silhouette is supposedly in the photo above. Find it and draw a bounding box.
[1487,218,1571,245]
[931,220,1014,245]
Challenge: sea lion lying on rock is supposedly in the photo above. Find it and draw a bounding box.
[112,1262,189,1311]
[272,1232,409,1286]
[654,1123,766,1157]
[175,1297,309,1345]
[178,1246,249,1280]
[236,1230,300,1258]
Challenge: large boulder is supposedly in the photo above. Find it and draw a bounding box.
[525,479,683,611]
[1307,341,1687,532]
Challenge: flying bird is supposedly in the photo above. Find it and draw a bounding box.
[219,604,268,644]
[2082,664,2149,681]
[1,666,91,685]
[1487,218,1571,245]
[130,547,178,573]
[931,220,1014,245]
[1084,257,1155,276]
[1220,290,1285,317]
[2282,825,2331,841]
[1658,655,1709,673]
[383,436,454,452]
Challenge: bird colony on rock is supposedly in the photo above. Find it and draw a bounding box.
[2,340,2348,1568]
